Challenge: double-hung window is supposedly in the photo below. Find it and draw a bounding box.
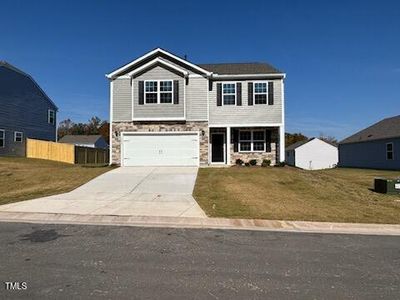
[0,130,4,148]
[386,143,394,160]
[14,131,23,143]
[254,82,268,104]
[145,80,173,104]
[160,81,173,103]
[48,109,55,124]
[222,83,236,105]
[239,130,266,152]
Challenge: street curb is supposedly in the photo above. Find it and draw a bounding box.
[0,211,400,236]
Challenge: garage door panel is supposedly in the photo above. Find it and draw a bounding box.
[123,133,199,166]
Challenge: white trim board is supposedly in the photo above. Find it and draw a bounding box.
[106,48,212,79]
[212,73,286,79]
[131,117,186,121]
[128,58,189,78]
[208,123,282,128]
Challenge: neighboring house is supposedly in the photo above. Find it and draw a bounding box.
[106,48,285,166]
[58,135,108,149]
[0,61,58,156]
[339,115,400,170]
[286,138,338,170]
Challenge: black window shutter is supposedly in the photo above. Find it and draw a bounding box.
[173,80,179,104]
[217,83,222,106]
[236,83,242,106]
[138,81,144,105]
[248,82,253,105]
[233,129,239,152]
[266,130,272,152]
[268,82,274,105]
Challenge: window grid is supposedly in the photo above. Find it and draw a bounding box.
[222,83,236,105]
[386,143,394,160]
[254,82,268,105]
[145,80,173,104]
[14,131,23,143]
[0,130,4,148]
[48,110,55,124]
[239,130,266,152]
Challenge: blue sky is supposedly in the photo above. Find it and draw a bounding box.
[1,0,399,140]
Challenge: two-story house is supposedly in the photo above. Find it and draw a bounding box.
[0,61,58,156]
[106,48,285,166]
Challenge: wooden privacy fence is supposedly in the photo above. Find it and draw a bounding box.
[75,146,109,164]
[26,138,109,165]
[26,138,74,164]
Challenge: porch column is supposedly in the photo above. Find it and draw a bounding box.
[226,126,231,165]
[279,125,285,162]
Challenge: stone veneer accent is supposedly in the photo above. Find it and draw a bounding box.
[111,121,208,165]
[229,128,279,165]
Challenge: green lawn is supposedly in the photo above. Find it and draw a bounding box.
[193,166,400,224]
[0,157,114,205]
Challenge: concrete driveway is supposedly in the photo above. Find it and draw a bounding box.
[0,167,206,218]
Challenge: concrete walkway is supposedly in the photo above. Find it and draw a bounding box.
[0,167,206,218]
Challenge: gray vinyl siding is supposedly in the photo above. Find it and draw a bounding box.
[209,79,283,125]
[132,66,184,119]
[0,66,57,156]
[186,77,208,120]
[339,138,400,170]
[112,78,132,121]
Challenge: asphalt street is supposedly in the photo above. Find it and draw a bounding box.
[0,222,399,299]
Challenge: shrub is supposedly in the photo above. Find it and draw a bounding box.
[249,159,257,166]
[235,159,244,166]
[261,159,271,167]
[244,162,250,167]
[274,162,286,167]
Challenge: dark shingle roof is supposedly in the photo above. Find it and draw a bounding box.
[340,115,400,144]
[198,62,282,75]
[285,139,310,151]
[286,137,338,151]
[58,135,103,144]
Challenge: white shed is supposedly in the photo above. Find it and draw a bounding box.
[286,138,338,170]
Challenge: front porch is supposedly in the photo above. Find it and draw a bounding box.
[208,126,284,166]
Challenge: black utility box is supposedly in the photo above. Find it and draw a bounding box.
[374,178,400,194]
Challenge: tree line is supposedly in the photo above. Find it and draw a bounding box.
[57,116,109,143]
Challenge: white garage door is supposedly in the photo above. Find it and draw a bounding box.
[122,132,199,166]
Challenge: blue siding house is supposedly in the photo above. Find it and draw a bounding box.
[0,61,58,156]
[339,115,400,170]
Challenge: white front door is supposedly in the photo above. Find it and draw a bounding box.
[122,132,199,166]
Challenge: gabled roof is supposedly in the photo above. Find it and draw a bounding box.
[0,61,58,110]
[199,62,282,75]
[106,48,212,79]
[285,139,310,151]
[340,115,400,144]
[286,137,337,151]
[106,48,285,79]
[58,135,104,144]
[127,57,189,77]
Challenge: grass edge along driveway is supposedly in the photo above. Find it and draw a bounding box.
[0,157,114,206]
[193,166,400,224]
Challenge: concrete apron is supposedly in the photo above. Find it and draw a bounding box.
[0,212,400,236]
[0,167,207,218]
